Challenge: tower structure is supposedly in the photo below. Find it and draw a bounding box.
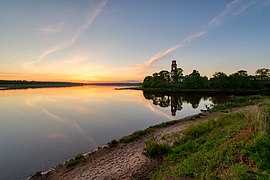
[171,60,177,83]
[171,60,177,72]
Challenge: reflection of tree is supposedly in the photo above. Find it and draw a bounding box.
[181,93,203,109]
[143,91,204,116]
[209,95,228,104]
[143,93,170,107]
[143,91,250,116]
[152,95,170,107]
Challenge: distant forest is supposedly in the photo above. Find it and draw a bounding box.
[0,80,82,89]
[143,68,270,90]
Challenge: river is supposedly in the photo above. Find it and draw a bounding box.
[0,86,220,179]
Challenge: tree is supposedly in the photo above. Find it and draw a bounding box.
[143,70,171,88]
[176,68,183,77]
[228,70,250,89]
[237,70,248,76]
[210,72,228,89]
[183,70,209,89]
[143,67,268,90]
[142,76,153,88]
[175,68,184,83]
[159,70,170,82]
[255,68,270,81]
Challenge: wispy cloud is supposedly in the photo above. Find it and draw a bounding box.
[232,0,259,15]
[25,96,97,146]
[24,0,107,69]
[209,0,240,26]
[39,21,64,33]
[141,0,262,70]
[140,31,207,70]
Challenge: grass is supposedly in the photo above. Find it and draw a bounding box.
[152,97,270,179]
[119,120,184,143]
[144,138,170,158]
[66,154,85,168]
[119,129,154,143]
[211,95,267,111]
[107,139,119,147]
[118,117,201,144]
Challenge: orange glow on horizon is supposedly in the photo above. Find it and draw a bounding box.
[0,73,144,83]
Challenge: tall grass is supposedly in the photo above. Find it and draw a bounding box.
[144,138,170,158]
[152,98,270,179]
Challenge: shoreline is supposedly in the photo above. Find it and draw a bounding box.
[29,105,255,179]
[116,86,270,94]
[0,81,142,91]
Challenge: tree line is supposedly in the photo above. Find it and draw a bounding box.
[0,80,83,90]
[143,68,270,90]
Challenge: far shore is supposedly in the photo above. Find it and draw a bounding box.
[0,80,142,90]
[0,80,83,90]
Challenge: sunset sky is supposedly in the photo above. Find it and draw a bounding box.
[0,0,270,82]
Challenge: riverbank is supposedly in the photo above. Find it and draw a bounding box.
[29,96,269,179]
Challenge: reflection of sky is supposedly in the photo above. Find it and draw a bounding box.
[0,86,213,179]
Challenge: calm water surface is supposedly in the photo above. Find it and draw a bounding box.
[0,86,217,179]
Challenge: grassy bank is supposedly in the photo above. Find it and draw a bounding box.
[150,97,270,179]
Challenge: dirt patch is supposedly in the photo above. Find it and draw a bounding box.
[235,126,255,142]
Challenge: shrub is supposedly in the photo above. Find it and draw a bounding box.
[107,139,119,147]
[67,154,85,168]
[144,138,169,158]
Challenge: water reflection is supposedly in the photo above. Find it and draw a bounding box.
[25,96,97,146]
[143,91,228,116]
[0,86,229,180]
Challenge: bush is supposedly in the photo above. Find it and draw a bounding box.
[107,139,119,147]
[144,139,169,158]
[67,154,85,168]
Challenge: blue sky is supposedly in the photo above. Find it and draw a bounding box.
[0,0,269,82]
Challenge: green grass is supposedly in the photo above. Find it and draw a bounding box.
[152,97,270,179]
[119,120,185,143]
[120,129,154,143]
[107,139,119,147]
[107,119,184,145]
[66,154,85,168]
[144,138,170,158]
[150,120,182,129]
[211,95,267,111]
[119,119,197,143]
